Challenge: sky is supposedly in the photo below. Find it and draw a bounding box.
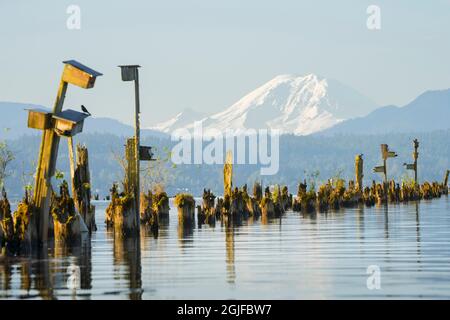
[0,0,449,127]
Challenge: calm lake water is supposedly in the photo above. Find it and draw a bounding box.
[1,196,450,299]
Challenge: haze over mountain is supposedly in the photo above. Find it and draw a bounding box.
[149,74,379,136]
[319,89,450,135]
[149,108,206,133]
[0,102,167,139]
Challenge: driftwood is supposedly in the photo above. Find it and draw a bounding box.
[73,144,96,232]
[51,181,88,243]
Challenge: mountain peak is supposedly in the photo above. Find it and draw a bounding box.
[151,74,378,136]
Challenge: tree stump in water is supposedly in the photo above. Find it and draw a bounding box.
[281,186,291,211]
[51,181,88,244]
[261,187,275,217]
[200,189,216,225]
[230,187,247,223]
[73,145,96,232]
[175,193,195,225]
[152,190,170,220]
[105,184,137,237]
[140,191,158,233]
[0,194,13,254]
[1,190,38,255]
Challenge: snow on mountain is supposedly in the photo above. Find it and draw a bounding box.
[150,74,378,136]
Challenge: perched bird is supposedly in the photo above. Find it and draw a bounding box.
[81,105,91,115]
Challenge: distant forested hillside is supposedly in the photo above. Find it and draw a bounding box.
[3,130,449,199]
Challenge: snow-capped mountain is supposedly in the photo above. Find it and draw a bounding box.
[149,108,206,133]
[150,74,378,136]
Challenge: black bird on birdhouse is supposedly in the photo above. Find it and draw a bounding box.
[81,105,91,116]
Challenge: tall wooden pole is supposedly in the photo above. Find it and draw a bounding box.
[413,139,419,185]
[33,79,68,243]
[134,69,141,233]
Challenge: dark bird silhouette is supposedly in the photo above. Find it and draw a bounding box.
[81,105,91,115]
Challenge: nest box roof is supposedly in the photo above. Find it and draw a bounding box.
[53,109,90,123]
[63,60,103,77]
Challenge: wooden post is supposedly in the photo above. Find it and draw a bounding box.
[355,154,363,191]
[124,138,138,231]
[30,61,102,244]
[224,151,233,198]
[68,137,77,202]
[134,69,141,234]
[413,139,419,184]
[33,79,68,243]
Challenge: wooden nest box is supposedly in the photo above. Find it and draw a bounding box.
[62,60,103,89]
[27,108,52,130]
[52,109,89,137]
[118,65,140,82]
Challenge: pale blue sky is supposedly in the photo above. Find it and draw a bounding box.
[1,0,449,126]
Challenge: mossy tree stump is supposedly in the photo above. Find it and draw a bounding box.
[51,181,88,244]
[261,187,275,217]
[140,191,158,233]
[1,190,38,255]
[152,190,170,220]
[200,189,216,225]
[73,144,96,233]
[175,193,195,225]
[105,183,138,237]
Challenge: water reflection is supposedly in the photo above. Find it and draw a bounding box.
[1,197,450,299]
[356,205,365,240]
[225,226,235,284]
[177,222,194,252]
[112,235,142,300]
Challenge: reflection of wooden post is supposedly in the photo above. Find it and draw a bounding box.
[444,170,449,187]
[355,154,364,191]
[224,151,233,198]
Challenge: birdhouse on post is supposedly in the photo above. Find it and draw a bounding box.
[30,60,102,245]
[62,60,103,89]
[139,146,155,161]
[403,139,419,184]
[119,65,142,234]
[26,108,52,130]
[355,154,364,191]
[374,144,397,185]
[53,109,89,137]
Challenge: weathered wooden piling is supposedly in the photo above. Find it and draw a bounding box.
[140,191,158,233]
[293,182,316,213]
[51,181,88,243]
[200,189,216,225]
[230,187,246,222]
[1,189,41,255]
[152,187,170,219]
[72,144,96,232]
[355,154,364,192]
[175,193,195,224]
[105,184,137,236]
[261,186,276,217]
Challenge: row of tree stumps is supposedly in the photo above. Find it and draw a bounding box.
[171,141,449,230]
